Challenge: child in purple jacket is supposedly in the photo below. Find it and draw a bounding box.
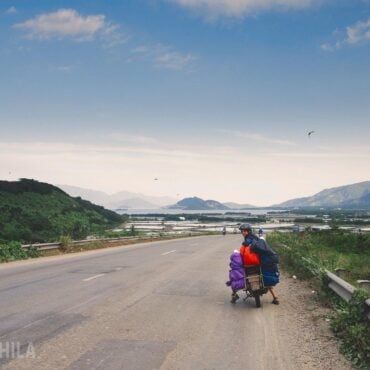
[226,250,245,303]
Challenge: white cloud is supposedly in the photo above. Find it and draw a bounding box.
[101,23,130,48]
[6,6,17,14]
[345,18,370,45]
[219,129,296,146]
[14,9,104,40]
[268,151,370,159]
[13,8,127,45]
[54,65,74,73]
[167,0,314,18]
[131,46,149,53]
[156,50,196,70]
[13,9,191,70]
[322,18,370,51]
[131,44,197,70]
[320,42,335,52]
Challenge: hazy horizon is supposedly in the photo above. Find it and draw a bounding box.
[4,178,367,208]
[1,1,370,205]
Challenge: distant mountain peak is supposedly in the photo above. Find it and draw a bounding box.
[274,181,370,209]
[59,184,177,210]
[168,196,229,210]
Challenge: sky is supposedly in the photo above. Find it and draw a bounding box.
[0,0,370,206]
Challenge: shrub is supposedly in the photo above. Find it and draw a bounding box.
[59,235,72,252]
[27,245,40,258]
[267,231,370,369]
[331,290,370,369]
[0,241,35,262]
[267,231,370,283]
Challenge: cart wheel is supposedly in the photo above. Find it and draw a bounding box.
[254,294,261,308]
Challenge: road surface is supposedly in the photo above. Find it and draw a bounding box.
[0,235,351,369]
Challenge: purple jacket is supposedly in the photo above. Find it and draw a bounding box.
[226,251,245,291]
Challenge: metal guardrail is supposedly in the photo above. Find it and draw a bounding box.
[326,271,355,302]
[280,243,370,319]
[21,232,207,251]
[21,235,162,251]
[326,271,370,320]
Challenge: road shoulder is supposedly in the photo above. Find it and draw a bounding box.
[273,271,352,369]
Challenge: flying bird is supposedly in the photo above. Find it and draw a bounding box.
[308,131,315,138]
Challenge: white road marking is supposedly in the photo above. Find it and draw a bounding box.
[83,274,105,282]
[161,250,176,255]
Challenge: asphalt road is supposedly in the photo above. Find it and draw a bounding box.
[0,235,350,370]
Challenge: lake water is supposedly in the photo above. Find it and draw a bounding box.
[117,208,281,216]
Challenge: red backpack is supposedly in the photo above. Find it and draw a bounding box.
[240,245,260,266]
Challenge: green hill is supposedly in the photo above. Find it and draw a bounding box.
[168,196,229,210]
[0,179,124,243]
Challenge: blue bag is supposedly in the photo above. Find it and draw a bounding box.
[262,270,280,286]
[250,238,279,264]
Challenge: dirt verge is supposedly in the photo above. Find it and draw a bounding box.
[275,271,353,369]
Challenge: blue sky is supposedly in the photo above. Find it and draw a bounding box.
[1,0,370,205]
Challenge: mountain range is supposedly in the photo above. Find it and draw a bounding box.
[273,181,370,209]
[59,185,177,210]
[60,181,370,211]
[60,186,257,211]
[162,182,370,210]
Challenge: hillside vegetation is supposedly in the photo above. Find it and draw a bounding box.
[0,179,124,243]
[267,230,370,283]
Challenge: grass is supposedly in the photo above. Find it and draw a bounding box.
[267,230,370,285]
[267,230,370,369]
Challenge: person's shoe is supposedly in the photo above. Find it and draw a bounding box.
[272,298,279,305]
[230,293,240,304]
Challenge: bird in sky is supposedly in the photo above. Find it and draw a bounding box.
[308,130,315,138]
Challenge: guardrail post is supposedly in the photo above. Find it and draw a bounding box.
[334,268,349,280]
[366,299,370,320]
[357,280,370,293]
